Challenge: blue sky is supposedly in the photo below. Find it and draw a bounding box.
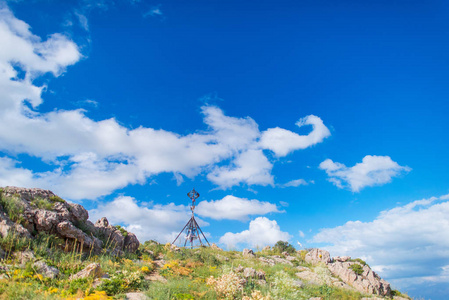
[1,0,449,298]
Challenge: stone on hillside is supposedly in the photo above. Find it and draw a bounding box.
[243,267,256,278]
[211,243,223,251]
[170,244,180,252]
[125,233,140,252]
[235,264,244,273]
[327,261,390,297]
[256,270,266,280]
[126,292,150,300]
[333,256,351,262]
[67,203,88,222]
[95,217,109,228]
[70,263,102,280]
[14,250,35,264]
[34,209,59,232]
[262,245,271,251]
[0,217,31,239]
[33,261,59,279]
[243,248,255,257]
[270,255,294,266]
[94,217,126,250]
[305,248,332,264]
[215,254,229,261]
[145,273,168,283]
[259,257,275,266]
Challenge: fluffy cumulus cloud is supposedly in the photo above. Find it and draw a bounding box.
[196,195,281,221]
[89,195,206,243]
[311,194,449,290]
[319,155,411,192]
[0,5,331,200]
[259,115,331,157]
[219,217,292,248]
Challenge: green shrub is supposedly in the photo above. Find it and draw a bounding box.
[30,197,54,210]
[114,225,128,237]
[349,263,364,275]
[66,278,92,295]
[350,258,366,266]
[49,195,65,203]
[273,240,296,254]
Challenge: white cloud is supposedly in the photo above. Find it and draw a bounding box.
[207,149,274,188]
[196,195,281,221]
[260,115,331,157]
[219,217,292,249]
[280,178,308,187]
[319,155,411,192]
[75,11,89,31]
[311,193,449,290]
[144,6,163,18]
[89,195,208,243]
[0,5,330,200]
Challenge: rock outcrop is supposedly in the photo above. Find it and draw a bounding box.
[327,260,391,297]
[0,186,139,255]
[303,248,391,297]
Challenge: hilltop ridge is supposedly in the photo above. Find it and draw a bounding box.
[0,186,411,299]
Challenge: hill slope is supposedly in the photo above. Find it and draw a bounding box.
[0,187,411,299]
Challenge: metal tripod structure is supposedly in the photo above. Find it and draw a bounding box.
[172,188,210,248]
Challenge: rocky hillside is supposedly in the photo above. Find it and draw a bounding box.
[0,186,139,256]
[0,186,412,300]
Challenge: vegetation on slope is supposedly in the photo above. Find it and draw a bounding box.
[0,231,398,300]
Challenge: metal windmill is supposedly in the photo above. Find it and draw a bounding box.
[172,188,210,248]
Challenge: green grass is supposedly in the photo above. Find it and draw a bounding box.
[0,225,397,300]
[30,197,54,210]
[0,194,25,224]
[349,264,364,275]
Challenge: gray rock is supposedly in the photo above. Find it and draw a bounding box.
[333,256,351,262]
[215,254,229,261]
[126,293,150,300]
[243,267,256,278]
[67,203,88,222]
[243,248,255,257]
[305,248,332,264]
[14,250,35,264]
[235,264,244,273]
[270,255,294,266]
[124,233,140,252]
[0,211,31,239]
[33,261,59,279]
[210,243,223,251]
[259,256,275,266]
[256,270,266,280]
[70,263,102,280]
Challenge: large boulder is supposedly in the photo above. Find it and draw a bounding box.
[70,263,102,280]
[33,261,59,279]
[305,248,332,264]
